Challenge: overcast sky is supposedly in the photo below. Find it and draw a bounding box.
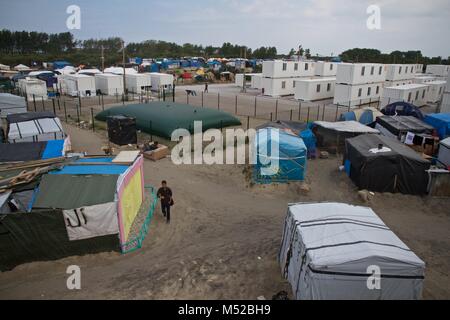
[0,0,449,57]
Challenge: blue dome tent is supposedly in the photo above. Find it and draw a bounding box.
[382,101,424,120]
[254,128,307,183]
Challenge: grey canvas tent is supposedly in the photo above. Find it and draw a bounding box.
[0,93,27,118]
[279,202,425,300]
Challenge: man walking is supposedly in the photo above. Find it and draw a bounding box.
[204,82,209,93]
[157,180,173,224]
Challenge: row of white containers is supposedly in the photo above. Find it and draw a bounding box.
[440,73,450,113]
[235,73,263,89]
[294,77,336,101]
[17,78,48,101]
[59,73,174,97]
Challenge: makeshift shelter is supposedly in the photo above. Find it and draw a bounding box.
[382,102,424,120]
[424,113,450,139]
[375,116,434,139]
[6,112,67,143]
[0,140,65,162]
[95,102,241,139]
[17,78,48,101]
[279,202,425,300]
[0,153,153,271]
[0,93,27,118]
[438,137,450,167]
[344,134,430,195]
[125,73,152,94]
[313,121,379,153]
[60,74,96,97]
[254,128,307,183]
[107,115,137,146]
[339,107,383,126]
[95,73,124,96]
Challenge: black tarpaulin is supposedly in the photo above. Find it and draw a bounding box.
[0,142,47,162]
[344,134,431,195]
[6,111,55,124]
[107,115,137,146]
[376,116,434,136]
[0,210,120,271]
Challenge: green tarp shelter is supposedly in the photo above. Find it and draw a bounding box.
[95,102,242,139]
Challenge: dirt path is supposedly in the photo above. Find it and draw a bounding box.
[0,124,449,300]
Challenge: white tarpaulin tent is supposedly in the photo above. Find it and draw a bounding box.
[8,117,65,143]
[0,93,27,118]
[279,202,425,300]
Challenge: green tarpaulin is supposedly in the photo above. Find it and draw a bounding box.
[95,102,242,139]
[33,174,119,209]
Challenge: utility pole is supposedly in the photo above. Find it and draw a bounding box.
[122,40,127,101]
[101,45,105,72]
[242,46,246,93]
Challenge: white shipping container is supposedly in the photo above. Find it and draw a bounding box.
[263,60,316,78]
[333,82,384,106]
[445,73,450,92]
[382,84,429,107]
[235,74,244,87]
[336,63,386,85]
[385,64,416,81]
[386,79,414,87]
[413,75,437,84]
[18,78,48,101]
[315,62,338,76]
[95,73,124,96]
[440,92,450,113]
[414,64,424,74]
[149,73,174,91]
[294,77,336,101]
[427,81,446,103]
[251,74,263,89]
[125,73,152,94]
[426,65,450,77]
[62,74,96,97]
[262,77,297,97]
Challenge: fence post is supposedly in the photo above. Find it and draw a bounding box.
[41,97,45,111]
[201,91,204,107]
[275,99,278,120]
[33,94,36,111]
[290,109,293,121]
[78,94,82,109]
[91,108,95,132]
[322,104,326,121]
[307,107,310,123]
[76,101,80,124]
[173,83,176,103]
[254,97,257,117]
[298,102,302,121]
[348,101,351,112]
[116,88,119,102]
[317,104,320,120]
[57,97,61,110]
[270,112,273,121]
[235,95,238,115]
[149,121,153,141]
[163,88,166,102]
[52,99,56,115]
[218,93,220,110]
[101,94,104,110]
[64,101,67,122]
[335,105,339,121]
[187,91,189,104]
[247,116,250,130]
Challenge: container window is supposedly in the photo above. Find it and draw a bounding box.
[379,66,382,75]
[399,67,402,74]
[367,87,371,96]
[283,63,287,71]
[293,81,296,88]
[327,83,331,91]
[439,87,442,94]
[415,91,419,100]
[361,67,365,76]
[305,63,309,71]
[294,63,298,71]
[282,81,286,89]
[358,88,362,97]
[376,86,380,94]
[316,84,321,92]
[422,90,425,99]
[408,92,412,102]
[371,66,374,75]
[330,64,333,71]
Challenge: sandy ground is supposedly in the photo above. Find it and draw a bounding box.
[0,124,449,300]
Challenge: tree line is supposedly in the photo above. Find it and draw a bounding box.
[0,29,448,67]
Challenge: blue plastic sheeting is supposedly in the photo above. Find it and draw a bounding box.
[344,159,351,177]
[75,157,114,163]
[424,113,450,139]
[382,102,424,120]
[340,112,357,122]
[254,128,307,183]
[41,140,64,159]
[300,129,317,158]
[51,165,128,175]
[359,110,375,125]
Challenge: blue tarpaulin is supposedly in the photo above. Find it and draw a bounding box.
[424,113,450,139]
[41,140,64,159]
[254,128,307,183]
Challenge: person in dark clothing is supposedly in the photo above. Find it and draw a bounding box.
[204,82,209,93]
[157,180,173,224]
